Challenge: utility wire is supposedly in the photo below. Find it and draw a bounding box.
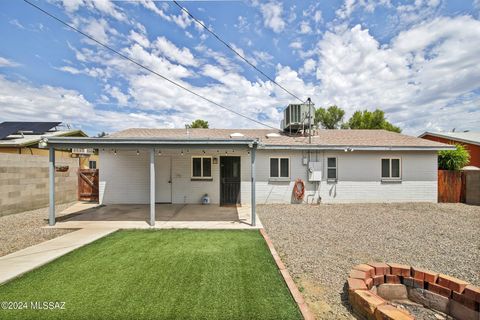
[23,0,279,130]
[172,0,305,104]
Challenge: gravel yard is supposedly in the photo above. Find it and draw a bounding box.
[258,203,480,319]
[0,203,77,257]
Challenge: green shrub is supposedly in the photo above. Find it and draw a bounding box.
[438,144,470,170]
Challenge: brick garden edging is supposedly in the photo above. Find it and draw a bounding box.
[259,228,314,320]
[347,262,480,320]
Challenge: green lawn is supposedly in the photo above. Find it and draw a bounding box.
[0,230,301,320]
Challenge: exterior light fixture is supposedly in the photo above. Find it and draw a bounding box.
[39,138,48,149]
[181,150,184,156]
[114,149,117,155]
[136,150,139,155]
[158,150,162,156]
[202,150,205,154]
[213,157,218,164]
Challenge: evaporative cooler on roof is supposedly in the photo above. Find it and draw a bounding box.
[282,103,315,133]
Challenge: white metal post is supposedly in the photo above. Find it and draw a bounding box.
[150,148,155,226]
[250,144,256,226]
[48,146,55,226]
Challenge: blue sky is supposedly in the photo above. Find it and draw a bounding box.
[0,0,479,136]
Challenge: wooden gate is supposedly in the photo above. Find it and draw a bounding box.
[78,169,99,202]
[438,170,465,203]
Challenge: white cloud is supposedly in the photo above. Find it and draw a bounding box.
[299,21,312,34]
[0,57,20,67]
[253,51,274,65]
[129,30,150,48]
[313,10,323,24]
[105,84,129,106]
[62,0,84,13]
[299,58,316,75]
[153,36,199,67]
[260,2,286,33]
[62,0,127,21]
[82,18,110,44]
[289,41,302,49]
[314,15,480,133]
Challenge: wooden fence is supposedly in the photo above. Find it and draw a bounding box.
[437,170,465,203]
[78,169,99,202]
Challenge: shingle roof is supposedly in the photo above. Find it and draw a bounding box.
[419,131,480,146]
[110,128,450,148]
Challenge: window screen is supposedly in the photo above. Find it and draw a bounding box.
[270,158,279,177]
[391,159,400,178]
[280,158,289,177]
[381,159,390,178]
[327,157,337,179]
[192,158,202,177]
[203,158,211,177]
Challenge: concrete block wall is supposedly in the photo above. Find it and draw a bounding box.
[0,153,78,216]
[465,171,480,205]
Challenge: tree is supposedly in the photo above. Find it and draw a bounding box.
[314,105,345,129]
[190,119,209,128]
[342,109,401,133]
[438,144,470,170]
[96,131,108,137]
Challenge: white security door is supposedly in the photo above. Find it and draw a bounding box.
[155,156,172,203]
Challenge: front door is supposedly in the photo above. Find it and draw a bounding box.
[155,156,172,203]
[220,156,241,205]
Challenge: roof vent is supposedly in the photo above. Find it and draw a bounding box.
[230,132,244,138]
[266,133,281,138]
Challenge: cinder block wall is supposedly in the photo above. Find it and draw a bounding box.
[0,154,78,216]
[465,171,480,205]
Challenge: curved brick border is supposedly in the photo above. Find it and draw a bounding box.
[259,228,314,320]
[347,262,480,320]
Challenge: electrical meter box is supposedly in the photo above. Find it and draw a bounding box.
[308,161,322,181]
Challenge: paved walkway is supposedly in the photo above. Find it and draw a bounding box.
[0,228,117,285]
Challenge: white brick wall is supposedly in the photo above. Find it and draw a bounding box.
[99,149,438,204]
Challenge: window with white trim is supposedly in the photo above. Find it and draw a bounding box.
[381,158,401,179]
[327,157,337,180]
[270,158,289,178]
[192,156,212,179]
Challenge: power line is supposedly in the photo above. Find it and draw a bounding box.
[172,0,305,104]
[23,0,279,130]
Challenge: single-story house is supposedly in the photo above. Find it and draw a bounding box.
[419,131,480,168]
[44,128,453,227]
[0,121,97,169]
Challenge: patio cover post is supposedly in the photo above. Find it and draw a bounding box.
[48,146,55,226]
[250,142,257,226]
[150,148,155,226]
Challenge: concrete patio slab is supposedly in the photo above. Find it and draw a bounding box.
[49,203,262,229]
[0,228,117,285]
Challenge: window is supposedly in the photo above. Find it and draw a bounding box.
[88,160,97,169]
[381,158,401,180]
[192,157,212,179]
[270,158,289,178]
[327,157,337,180]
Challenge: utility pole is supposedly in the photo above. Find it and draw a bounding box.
[307,97,312,144]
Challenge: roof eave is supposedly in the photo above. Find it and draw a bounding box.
[419,132,480,146]
[260,144,455,151]
[43,136,258,149]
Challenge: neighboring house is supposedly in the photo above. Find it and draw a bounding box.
[0,121,97,169]
[419,131,480,168]
[45,128,452,214]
